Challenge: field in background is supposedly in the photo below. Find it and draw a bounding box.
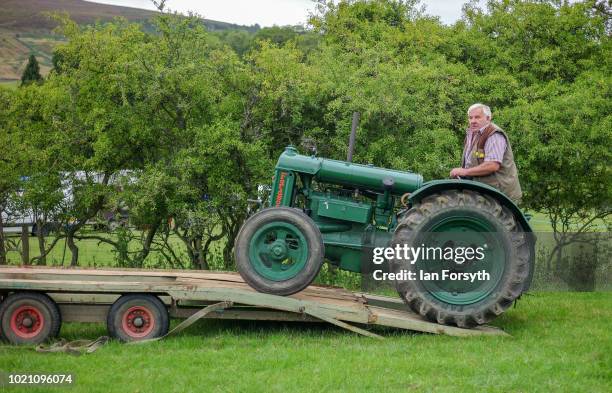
[0,292,609,392]
[3,210,609,292]
[0,31,59,81]
[0,0,256,81]
[0,80,20,89]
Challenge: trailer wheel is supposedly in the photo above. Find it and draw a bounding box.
[107,294,169,342]
[390,190,531,328]
[0,292,61,345]
[236,207,325,296]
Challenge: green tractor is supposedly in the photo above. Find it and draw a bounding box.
[236,144,535,328]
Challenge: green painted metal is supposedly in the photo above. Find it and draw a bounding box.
[248,222,309,281]
[270,169,296,207]
[275,146,423,196]
[315,195,372,224]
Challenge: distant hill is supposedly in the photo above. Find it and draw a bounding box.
[0,0,257,82]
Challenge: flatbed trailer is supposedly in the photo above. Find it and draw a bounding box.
[0,266,507,345]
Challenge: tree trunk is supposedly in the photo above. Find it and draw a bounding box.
[36,218,46,265]
[21,224,29,265]
[67,231,79,266]
[0,212,6,265]
[222,212,245,271]
[136,220,160,265]
[194,236,209,270]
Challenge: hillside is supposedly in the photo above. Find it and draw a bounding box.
[0,0,255,82]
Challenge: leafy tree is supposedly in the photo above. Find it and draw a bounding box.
[20,54,43,86]
[501,70,611,280]
[0,88,23,264]
[213,29,254,56]
[254,26,298,46]
[4,84,67,265]
[36,17,159,266]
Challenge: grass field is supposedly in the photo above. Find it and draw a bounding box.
[0,292,610,392]
[1,213,609,392]
[0,80,20,89]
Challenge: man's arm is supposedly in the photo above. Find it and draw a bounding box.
[451,161,500,178]
[450,133,506,178]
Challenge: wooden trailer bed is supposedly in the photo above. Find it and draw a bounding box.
[0,266,507,340]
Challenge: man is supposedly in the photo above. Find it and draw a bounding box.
[449,103,522,203]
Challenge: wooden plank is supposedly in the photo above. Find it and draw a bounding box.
[368,306,509,337]
[170,307,320,322]
[0,266,359,301]
[50,293,173,305]
[355,292,407,311]
[0,266,245,283]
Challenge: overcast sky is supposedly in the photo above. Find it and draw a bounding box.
[86,0,488,27]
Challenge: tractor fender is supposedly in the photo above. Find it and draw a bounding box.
[408,179,536,291]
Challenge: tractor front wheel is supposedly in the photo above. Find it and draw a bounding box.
[236,207,324,296]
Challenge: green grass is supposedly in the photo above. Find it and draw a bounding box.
[0,80,19,89]
[4,228,191,268]
[0,292,610,392]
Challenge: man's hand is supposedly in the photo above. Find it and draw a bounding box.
[450,162,501,179]
[450,167,468,178]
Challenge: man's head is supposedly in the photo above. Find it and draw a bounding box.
[467,103,492,131]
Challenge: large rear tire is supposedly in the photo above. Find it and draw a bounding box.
[236,207,324,296]
[389,190,530,328]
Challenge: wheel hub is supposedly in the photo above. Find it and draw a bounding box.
[132,317,144,328]
[248,222,309,282]
[22,317,33,328]
[271,241,288,259]
[122,306,155,338]
[10,306,44,338]
[414,215,505,305]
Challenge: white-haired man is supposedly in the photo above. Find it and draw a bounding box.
[449,103,522,203]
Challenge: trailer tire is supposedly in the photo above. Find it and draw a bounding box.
[390,190,530,328]
[236,207,325,296]
[107,294,169,342]
[0,292,62,345]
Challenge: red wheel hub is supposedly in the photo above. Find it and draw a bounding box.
[121,306,155,338]
[10,305,45,338]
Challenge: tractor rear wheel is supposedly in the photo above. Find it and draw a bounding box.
[389,190,530,328]
[236,207,324,296]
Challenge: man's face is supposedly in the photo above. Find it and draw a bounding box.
[468,108,490,131]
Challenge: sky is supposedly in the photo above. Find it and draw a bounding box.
[86,0,488,27]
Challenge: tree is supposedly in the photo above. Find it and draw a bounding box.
[501,70,612,285]
[21,54,43,86]
[4,84,67,265]
[40,13,269,268]
[0,88,23,264]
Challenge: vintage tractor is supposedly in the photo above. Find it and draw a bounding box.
[235,143,535,328]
